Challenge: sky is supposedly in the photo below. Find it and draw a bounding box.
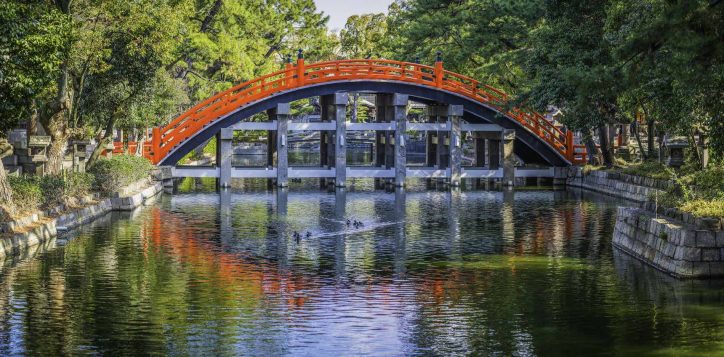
[314,0,394,32]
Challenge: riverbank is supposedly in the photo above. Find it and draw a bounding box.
[0,177,162,259]
[569,165,724,278]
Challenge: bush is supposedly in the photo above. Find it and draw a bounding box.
[656,166,724,218]
[88,155,153,194]
[7,176,43,213]
[5,172,96,213]
[63,172,93,198]
[679,199,724,218]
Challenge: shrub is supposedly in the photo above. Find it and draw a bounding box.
[655,166,724,218]
[88,155,153,194]
[39,175,66,207]
[63,172,93,198]
[679,199,724,218]
[7,176,42,213]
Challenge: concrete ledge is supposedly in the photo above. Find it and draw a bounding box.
[0,179,163,259]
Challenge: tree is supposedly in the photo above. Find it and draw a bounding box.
[519,0,621,166]
[167,0,335,103]
[383,0,544,91]
[606,0,724,166]
[0,1,71,208]
[339,13,388,58]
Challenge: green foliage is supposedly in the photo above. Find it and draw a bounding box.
[383,0,543,91]
[340,13,388,58]
[657,166,724,218]
[88,155,153,194]
[0,0,71,133]
[679,200,724,218]
[5,172,92,213]
[7,176,43,212]
[615,161,673,180]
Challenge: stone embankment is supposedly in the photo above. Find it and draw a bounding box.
[568,168,723,278]
[613,206,723,278]
[0,178,162,259]
[567,169,670,203]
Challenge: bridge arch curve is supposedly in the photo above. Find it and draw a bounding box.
[141,59,585,167]
[159,80,569,166]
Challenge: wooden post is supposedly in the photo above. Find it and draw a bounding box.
[296,49,305,86]
[434,52,444,88]
[152,127,161,163]
[566,130,574,162]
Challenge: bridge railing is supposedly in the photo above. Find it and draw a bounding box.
[144,57,588,165]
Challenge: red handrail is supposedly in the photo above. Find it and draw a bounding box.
[137,58,589,165]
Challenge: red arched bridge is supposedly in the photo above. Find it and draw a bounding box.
[116,56,599,187]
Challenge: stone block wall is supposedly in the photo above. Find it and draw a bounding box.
[0,179,163,259]
[567,169,670,203]
[613,207,724,278]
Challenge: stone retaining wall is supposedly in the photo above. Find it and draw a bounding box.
[613,206,723,278]
[567,169,669,203]
[0,179,163,259]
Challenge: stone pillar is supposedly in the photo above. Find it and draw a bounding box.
[425,131,437,167]
[473,133,485,167]
[332,93,348,187]
[276,187,288,216]
[217,128,234,188]
[502,129,515,187]
[448,105,463,187]
[276,103,290,187]
[488,137,500,170]
[219,187,232,245]
[393,94,408,187]
[435,106,448,170]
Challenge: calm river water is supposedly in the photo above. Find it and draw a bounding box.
[0,181,722,356]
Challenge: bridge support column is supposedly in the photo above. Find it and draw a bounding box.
[276,103,290,187]
[448,105,463,187]
[502,129,516,187]
[488,136,501,170]
[333,93,348,187]
[393,94,408,187]
[217,128,234,188]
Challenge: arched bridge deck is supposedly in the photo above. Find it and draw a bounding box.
[119,57,594,187]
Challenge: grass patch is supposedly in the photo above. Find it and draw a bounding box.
[657,166,724,218]
[608,160,674,180]
[88,155,153,194]
[679,199,724,218]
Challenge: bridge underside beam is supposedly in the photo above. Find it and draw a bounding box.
[170,166,560,179]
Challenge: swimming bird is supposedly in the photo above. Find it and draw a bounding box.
[306,231,312,238]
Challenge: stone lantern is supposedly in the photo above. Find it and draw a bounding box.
[70,140,91,172]
[18,135,51,175]
[664,136,688,169]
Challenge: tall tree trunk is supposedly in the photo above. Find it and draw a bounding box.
[699,132,708,169]
[632,121,647,160]
[87,115,118,167]
[583,129,600,165]
[647,119,656,159]
[597,125,614,167]
[44,59,72,175]
[46,110,69,175]
[688,130,701,167]
[0,140,14,214]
